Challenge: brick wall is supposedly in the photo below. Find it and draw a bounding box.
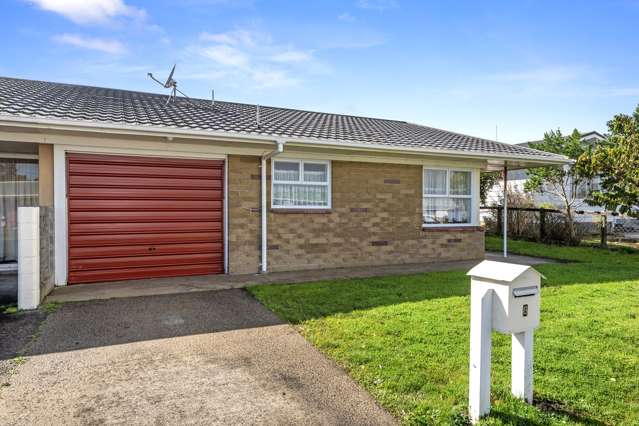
[227,155,261,274]
[227,155,485,274]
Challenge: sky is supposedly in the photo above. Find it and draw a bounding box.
[2,0,639,143]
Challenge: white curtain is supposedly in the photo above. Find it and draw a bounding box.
[1,159,39,262]
[423,197,470,224]
[450,171,471,195]
[273,161,329,207]
[303,163,327,182]
[273,184,328,207]
[273,161,300,181]
[424,169,447,194]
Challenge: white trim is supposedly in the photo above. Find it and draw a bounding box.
[224,159,229,274]
[52,144,227,286]
[53,145,67,286]
[0,115,569,166]
[422,166,479,227]
[270,159,332,210]
[261,157,267,272]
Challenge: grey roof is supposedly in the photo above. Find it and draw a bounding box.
[0,76,565,161]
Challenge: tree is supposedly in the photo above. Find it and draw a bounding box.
[577,105,639,217]
[479,171,500,205]
[524,129,589,242]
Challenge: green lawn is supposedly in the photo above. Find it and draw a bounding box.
[249,236,639,425]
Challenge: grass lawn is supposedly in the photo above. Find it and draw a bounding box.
[249,236,639,425]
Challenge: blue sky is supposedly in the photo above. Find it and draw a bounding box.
[3,0,639,142]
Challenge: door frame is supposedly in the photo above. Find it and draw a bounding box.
[54,144,228,286]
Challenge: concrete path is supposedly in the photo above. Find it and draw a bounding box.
[46,253,555,304]
[0,290,396,425]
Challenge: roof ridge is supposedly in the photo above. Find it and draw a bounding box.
[0,75,408,124]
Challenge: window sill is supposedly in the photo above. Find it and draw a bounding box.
[270,208,332,214]
[422,225,483,232]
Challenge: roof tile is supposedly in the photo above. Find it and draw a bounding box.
[0,76,563,161]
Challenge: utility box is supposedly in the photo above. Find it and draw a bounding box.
[467,261,543,334]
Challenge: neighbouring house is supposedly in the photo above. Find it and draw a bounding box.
[0,76,567,295]
[485,131,608,223]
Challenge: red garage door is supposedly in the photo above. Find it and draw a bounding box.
[67,153,224,284]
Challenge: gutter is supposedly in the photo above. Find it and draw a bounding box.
[0,115,570,166]
[260,140,285,273]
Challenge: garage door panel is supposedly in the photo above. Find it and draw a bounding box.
[68,153,223,168]
[67,153,224,284]
[68,187,221,200]
[69,231,223,247]
[69,210,222,223]
[69,221,222,235]
[68,163,219,179]
[69,252,223,272]
[68,264,224,284]
[69,242,223,259]
[69,199,223,212]
[69,175,222,189]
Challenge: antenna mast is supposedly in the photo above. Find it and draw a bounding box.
[147,64,198,107]
[256,105,261,128]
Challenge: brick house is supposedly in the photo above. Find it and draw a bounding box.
[0,77,567,295]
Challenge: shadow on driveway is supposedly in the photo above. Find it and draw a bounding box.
[26,289,284,357]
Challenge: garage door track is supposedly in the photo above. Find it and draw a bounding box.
[0,289,395,425]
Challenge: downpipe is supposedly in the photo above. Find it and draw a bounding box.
[260,140,285,273]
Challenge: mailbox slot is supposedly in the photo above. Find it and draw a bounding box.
[512,286,538,298]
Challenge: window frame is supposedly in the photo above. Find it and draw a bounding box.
[271,159,332,210]
[422,166,477,227]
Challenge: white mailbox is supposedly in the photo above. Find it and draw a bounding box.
[467,260,543,334]
[466,260,545,423]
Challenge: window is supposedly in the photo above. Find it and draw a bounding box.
[423,168,473,225]
[272,159,331,208]
[1,159,39,262]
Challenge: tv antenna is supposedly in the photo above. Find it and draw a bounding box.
[148,64,194,106]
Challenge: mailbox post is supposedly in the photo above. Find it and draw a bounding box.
[466,260,544,423]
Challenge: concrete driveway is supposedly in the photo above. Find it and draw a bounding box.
[0,289,395,425]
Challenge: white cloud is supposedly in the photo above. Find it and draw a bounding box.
[191,28,318,89]
[270,50,313,63]
[25,0,145,24]
[200,45,249,67]
[250,69,300,88]
[356,0,398,11]
[199,30,262,47]
[338,12,356,22]
[53,33,127,54]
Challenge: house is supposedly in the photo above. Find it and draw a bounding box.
[0,76,567,295]
[485,131,607,222]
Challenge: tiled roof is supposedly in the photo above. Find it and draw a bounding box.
[0,76,565,161]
